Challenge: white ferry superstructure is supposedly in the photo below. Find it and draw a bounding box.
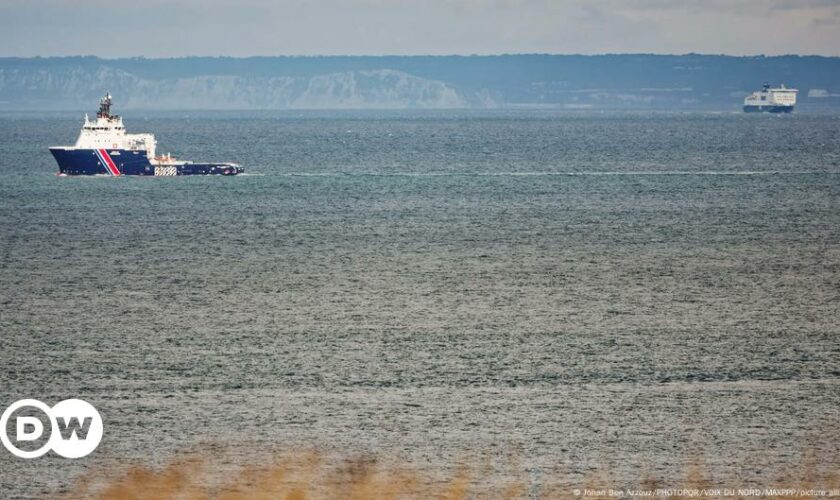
[743,83,797,113]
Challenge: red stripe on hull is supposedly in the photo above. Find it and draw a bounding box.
[97,149,121,176]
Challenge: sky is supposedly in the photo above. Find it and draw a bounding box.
[1,0,839,57]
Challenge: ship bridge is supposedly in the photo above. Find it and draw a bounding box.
[73,93,156,157]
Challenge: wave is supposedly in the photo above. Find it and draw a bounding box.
[275,170,833,177]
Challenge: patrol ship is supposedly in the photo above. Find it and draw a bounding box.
[743,83,797,113]
[50,93,243,176]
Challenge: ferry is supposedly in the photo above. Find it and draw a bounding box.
[743,83,797,113]
[50,93,243,176]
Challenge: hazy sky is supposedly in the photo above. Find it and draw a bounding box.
[2,0,839,57]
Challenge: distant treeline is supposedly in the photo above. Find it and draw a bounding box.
[2,54,839,109]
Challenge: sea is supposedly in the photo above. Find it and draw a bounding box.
[0,110,839,498]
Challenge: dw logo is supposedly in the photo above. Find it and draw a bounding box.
[0,399,103,459]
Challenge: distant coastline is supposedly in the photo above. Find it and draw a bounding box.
[2,54,840,110]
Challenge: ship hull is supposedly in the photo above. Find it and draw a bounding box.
[50,148,242,176]
[742,105,794,113]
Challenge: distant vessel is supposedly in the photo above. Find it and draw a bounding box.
[743,83,797,113]
[50,93,243,176]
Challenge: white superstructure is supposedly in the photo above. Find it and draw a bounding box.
[743,84,797,112]
[73,93,157,158]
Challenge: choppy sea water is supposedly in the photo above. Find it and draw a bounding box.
[0,110,839,498]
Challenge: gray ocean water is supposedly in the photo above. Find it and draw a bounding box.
[1,110,839,498]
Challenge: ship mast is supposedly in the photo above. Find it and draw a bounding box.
[96,92,117,120]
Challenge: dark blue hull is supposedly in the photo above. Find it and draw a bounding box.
[743,105,794,113]
[49,148,243,176]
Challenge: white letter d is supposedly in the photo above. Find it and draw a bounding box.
[16,416,44,441]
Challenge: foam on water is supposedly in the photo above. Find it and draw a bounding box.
[276,170,835,177]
